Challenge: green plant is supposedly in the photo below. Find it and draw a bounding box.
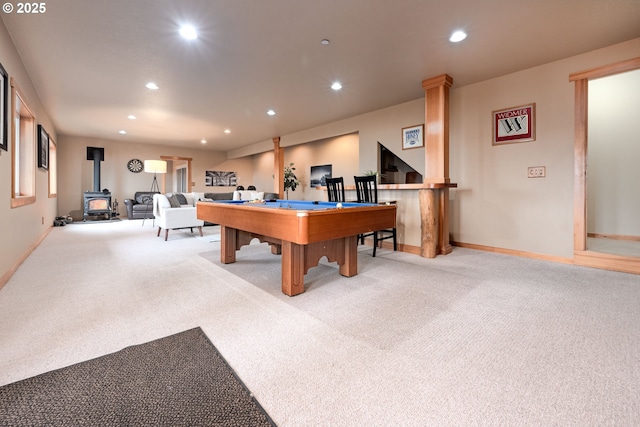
[363,170,386,180]
[284,162,300,199]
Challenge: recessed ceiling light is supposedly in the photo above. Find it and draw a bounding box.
[331,81,342,91]
[127,114,136,120]
[449,30,467,43]
[200,139,207,144]
[180,24,198,40]
[267,109,276,116]
[321,39,330,45]
[224,129,231,134]
[118,130,127,135]
[145,82,159,90]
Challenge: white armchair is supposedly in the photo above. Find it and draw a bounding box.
[152,193,204,241]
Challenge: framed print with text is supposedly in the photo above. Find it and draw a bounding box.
[492,103,536,145]
[402,124,424,150]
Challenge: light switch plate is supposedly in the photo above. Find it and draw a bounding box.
[528,166,546,178]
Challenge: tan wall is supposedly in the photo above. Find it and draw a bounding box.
[450,37,640,258]
[236,38,640,258]
[2,15,639,283]
[57,135,231,219]
[0,20,57,282]
[284,133,360,201]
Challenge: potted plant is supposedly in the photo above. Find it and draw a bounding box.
[363,170,385,183]
[284,162,300,199]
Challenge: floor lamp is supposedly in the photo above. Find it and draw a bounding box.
[142,159,167,226]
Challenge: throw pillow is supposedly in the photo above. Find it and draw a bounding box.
[175,193,188,205]
[167,194,181,208]
[136,194,153,204]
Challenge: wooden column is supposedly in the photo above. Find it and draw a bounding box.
[420,74,454,257]
[573,78,588,252]
[273,137,284,198]
[419,189,438,257]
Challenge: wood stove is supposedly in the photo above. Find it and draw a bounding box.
[83,146,112,221]
[83,192,112,220]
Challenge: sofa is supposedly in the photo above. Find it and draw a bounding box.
[153,192,205,241]
[124,192,158,220]
[126,190,280,221]
[199,191,279,202]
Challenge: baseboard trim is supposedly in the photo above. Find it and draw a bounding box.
[588,233,640,242]
[451,241,574,265]
[361,238,577,264]
[0,227,53,290]
[574,250,640,275]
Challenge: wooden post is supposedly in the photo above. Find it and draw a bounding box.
[419,189,438,258]
[273,137,284,198]
[420,74,453,257]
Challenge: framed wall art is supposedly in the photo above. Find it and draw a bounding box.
[205,170,237,186]
[310,164,332,188]
[38,124,49,170]
[492,103,536,145]
[402,124,424,150]
[0,62,7,151]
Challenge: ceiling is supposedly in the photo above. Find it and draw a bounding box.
[2,0,640,153]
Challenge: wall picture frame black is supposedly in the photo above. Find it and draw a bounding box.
[38,124,49,170]
[0,62,7,151]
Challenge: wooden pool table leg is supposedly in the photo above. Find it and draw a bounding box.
[340,235,358,277]
[281,241,305,296]
[220,226,237,264]
[281,236,359,296]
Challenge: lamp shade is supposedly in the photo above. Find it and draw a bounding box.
[143,160,167,174]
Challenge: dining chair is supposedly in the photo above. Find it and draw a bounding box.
[353,175,397,257]
[325,177,345,202]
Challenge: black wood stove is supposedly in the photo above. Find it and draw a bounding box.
[83,147,112,221]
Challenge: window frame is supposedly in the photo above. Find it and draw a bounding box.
[10,77,36,208]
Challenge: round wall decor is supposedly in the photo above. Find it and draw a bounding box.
[127,158,143,173]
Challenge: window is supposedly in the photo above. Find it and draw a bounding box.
[49,138,57,197]
[11,78,36,208]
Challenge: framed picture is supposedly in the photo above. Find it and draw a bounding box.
[310,164,332,188]
[205,170,236,186]
[38,124,49,170]
[402,124,424,150]
[492,103,536,145]
[0,62,7,151]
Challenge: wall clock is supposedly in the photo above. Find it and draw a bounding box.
[127,158,143,173]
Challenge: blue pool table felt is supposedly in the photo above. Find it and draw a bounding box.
[214,200,376,210]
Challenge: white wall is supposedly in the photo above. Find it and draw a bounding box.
[588,69,640,236]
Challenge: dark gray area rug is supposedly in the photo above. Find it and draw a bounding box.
[0,328,275,426]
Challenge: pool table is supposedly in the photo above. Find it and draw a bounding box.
[197,199,396,296]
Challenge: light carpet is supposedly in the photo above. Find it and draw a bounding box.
[1,220,639,426]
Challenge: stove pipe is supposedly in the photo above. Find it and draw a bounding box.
[86,147,105,192]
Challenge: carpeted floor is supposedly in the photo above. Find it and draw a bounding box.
[1,220,640,426]
[0,328,275,427]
